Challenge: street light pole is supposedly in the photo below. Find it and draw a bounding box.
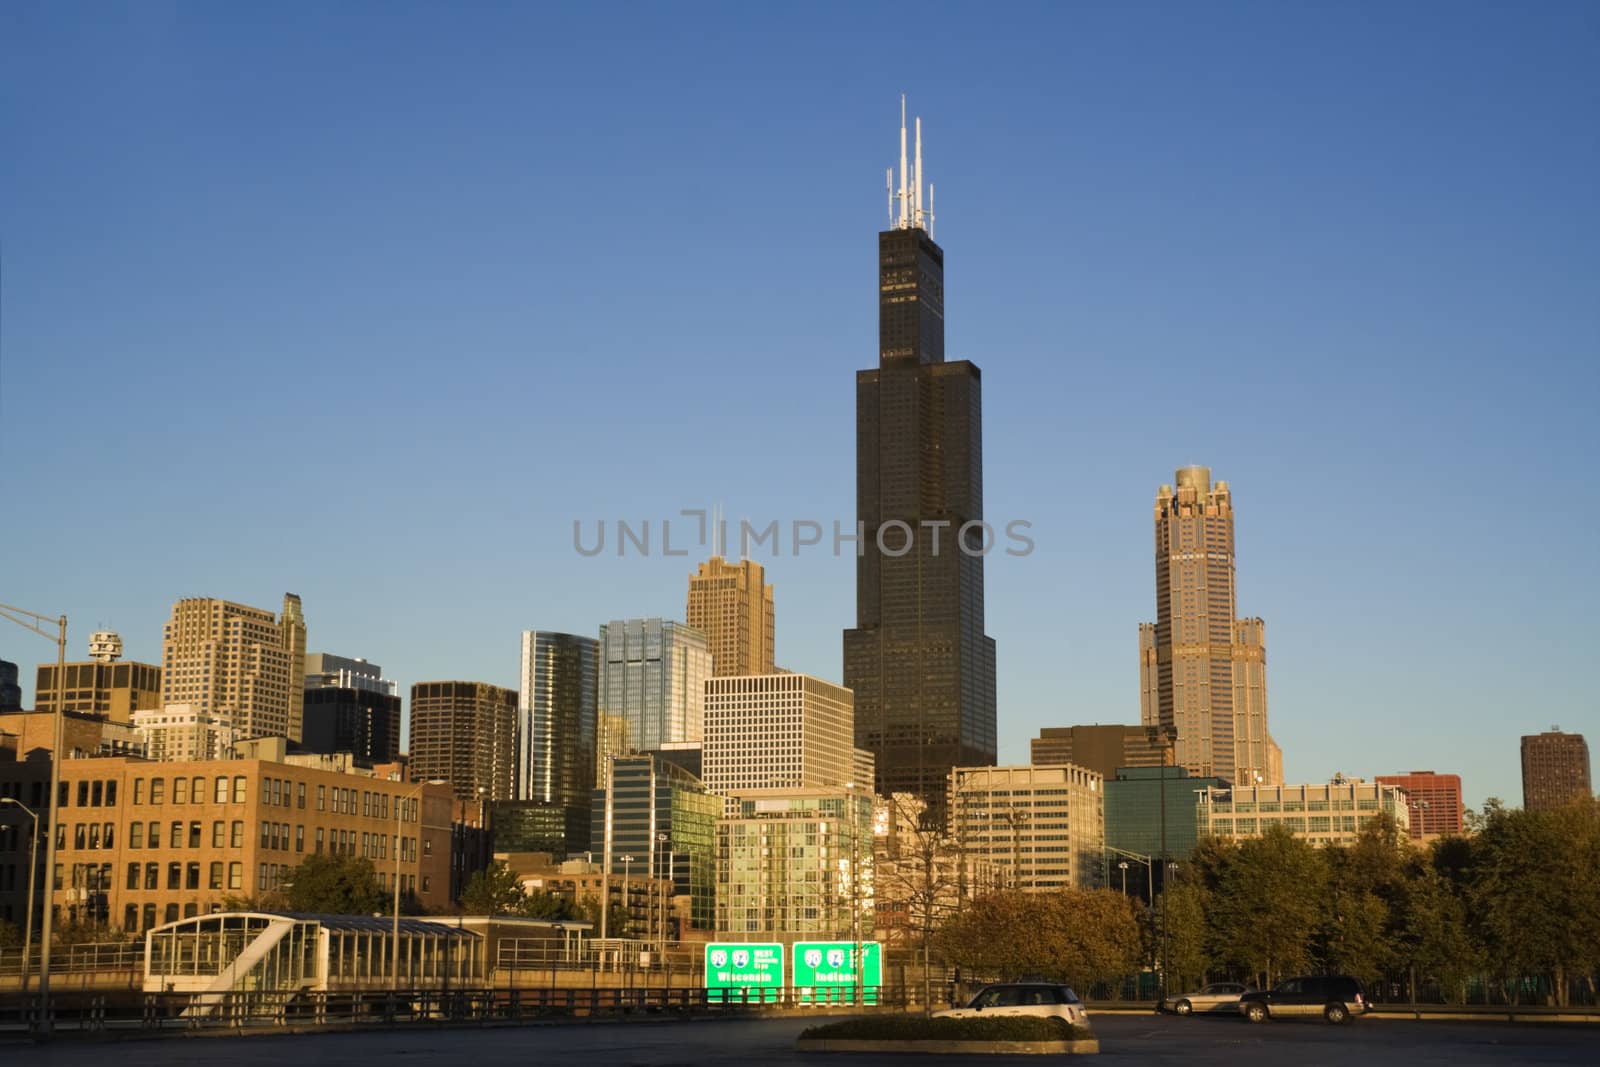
[0,799,38,992]
[655,832,670,959]
[1118,861,1129,896]
[620,855,633,939]
[0,603,67,1035]
[1146,724,1176,1001]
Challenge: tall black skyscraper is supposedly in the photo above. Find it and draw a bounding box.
[844,103,997,820]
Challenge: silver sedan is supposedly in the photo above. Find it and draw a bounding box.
[1161,982,1252,1015]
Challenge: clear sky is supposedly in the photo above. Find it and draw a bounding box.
[2,2,1596,810]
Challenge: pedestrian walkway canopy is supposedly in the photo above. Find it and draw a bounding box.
[144,911,483,994]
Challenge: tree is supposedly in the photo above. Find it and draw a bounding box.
[933,888,1142,996]
[284,854,387,915]
[1206,824,1326,987]
[1161,878,1212,992]
[1470,799,1600,1006]
[460,861,527,916]
[878,793,964,1011]
[519,888,579,921]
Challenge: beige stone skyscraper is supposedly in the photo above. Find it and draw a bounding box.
[1139,467,1279,786]
[686,556,775,676]
[160,594,308,742]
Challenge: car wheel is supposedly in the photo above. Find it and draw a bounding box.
[1324,1002,1349,1025]
[1175,999,1193,1016]
[1245,1003,1268,1024]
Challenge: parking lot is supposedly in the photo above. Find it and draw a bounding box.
[11,1012,1599,1065]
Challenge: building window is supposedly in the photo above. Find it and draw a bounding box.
[130,822,143,849]
[228,862,242,890]
[273,779,284,807]
[209,862,223,890]
[164,904,179,924]
[233,777,247,803]
[174,778,189,805]
[260,823,271,849]
[102,823,114,849]
[189,822,201,849]
[297,782,306,810]
[167,862,181,890]
[171,821,183,848]
[295,825,304,853]
[147,821,160,848]
[74,824,85,850]
[77,782,88,807]
[315,828,324,854]
[133,779,144,806]
[144,862,158,890]
[124,904,138,931]
[142,904,156,930]
[215,777,229,804]
[258,864,268,891]
[317,785,326,811]
[191,777,204,805]
[149,779,165,805]
[126,863,139,890]
[212,821,225,848]
[231,821,244,848]
[105,780,117,806]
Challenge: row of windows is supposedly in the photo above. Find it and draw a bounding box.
[132,776,247,806]
[123,860,243,892]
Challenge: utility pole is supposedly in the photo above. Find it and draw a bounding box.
[0,603,66,1036]
[1146,724,1176,1000]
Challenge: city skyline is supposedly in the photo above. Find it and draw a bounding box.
[3,5,1596,810]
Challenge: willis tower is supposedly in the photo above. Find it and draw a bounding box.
[844,100,997,823]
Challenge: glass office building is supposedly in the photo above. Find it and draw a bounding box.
[598,619,711,751]
[516,631,598,854]
[1103,765,1223,897]
[593,754,720,929]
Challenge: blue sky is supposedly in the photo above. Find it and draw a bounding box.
[2,2,1595,809]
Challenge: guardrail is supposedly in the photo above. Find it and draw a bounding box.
[0,985,916,1035]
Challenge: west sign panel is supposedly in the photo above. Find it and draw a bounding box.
[792,941,883,1003]
[704,943,783,1001]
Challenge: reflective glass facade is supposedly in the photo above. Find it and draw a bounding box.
[598,619,710,751]
[593,754,720,929]
[517,631,597,829]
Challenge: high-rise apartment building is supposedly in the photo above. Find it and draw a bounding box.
[1030,725,1172,779]
[1139,468,1279,786]
[34,632,162,723]
[1520,729,1592,811]
[160,595,308,742]
[0,659,21,711]
[703,673,863,795]
[715,788,874,941]
[844,106,997,819]
[301,654,401,766]
[133,705,235,761]
[408,681,518,804]
[598,619,711,752]
[948,764,1105,892]
[517,632,597,807]
[686,556,775,677]
[1374,771,1465,837]
[1197,777,1411,846]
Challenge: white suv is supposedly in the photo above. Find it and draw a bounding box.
[933,983,1091,1028]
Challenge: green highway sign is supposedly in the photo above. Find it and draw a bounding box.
[704,943,783,1001]
[792,941,882,1003]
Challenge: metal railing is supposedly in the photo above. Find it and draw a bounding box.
[0,985,914,1034]
[0,941,142,977]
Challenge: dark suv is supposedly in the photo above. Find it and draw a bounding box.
[1238,975,1367,1024]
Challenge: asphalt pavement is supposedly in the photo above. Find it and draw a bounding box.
[12,1011,1600,1065]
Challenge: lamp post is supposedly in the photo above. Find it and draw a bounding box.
[619,855,634,939]
[1145,724,1177,1000]
[655,831,670,960]
[0,603,67,1035]
[392,779,445,990]
[1,799,38,992]
[843,782,862,1007]
[1118,861,1129,896]
[549,922,565,991]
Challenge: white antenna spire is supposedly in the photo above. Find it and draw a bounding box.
[897,95,908,229]
[914,116,923,228]
[887,96,932,232]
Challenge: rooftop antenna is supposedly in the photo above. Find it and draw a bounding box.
[914,116,923,228]
[898,95,908,229]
